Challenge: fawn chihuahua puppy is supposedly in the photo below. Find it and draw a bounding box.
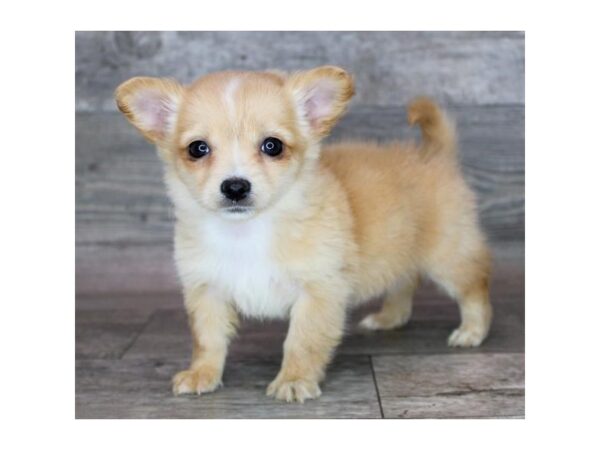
[115,66,492,403]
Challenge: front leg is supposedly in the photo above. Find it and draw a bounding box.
[267,284,346,403]
[172,286,238,396]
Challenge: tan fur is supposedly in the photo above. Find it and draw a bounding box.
[115,67,492,403]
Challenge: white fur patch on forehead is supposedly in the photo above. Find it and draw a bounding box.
[223,77,242,121]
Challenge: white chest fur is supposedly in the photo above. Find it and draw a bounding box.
[176,214,302,319]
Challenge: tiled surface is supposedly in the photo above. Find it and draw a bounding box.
[76,356,381,419]
[76,255,525,419]
[372,353,524,418]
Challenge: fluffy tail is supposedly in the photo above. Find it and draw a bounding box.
[407,97,457,160]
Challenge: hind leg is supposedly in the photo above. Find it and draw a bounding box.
[428,247,492,347]
[447,279,492,347]
[359,275,418,331]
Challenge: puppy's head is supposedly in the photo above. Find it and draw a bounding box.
[115,66,354,219]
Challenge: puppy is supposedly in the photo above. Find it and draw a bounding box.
[115,66,492,403]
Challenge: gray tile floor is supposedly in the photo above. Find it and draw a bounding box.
[76,245,524,419]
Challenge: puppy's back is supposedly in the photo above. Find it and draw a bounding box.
[319,100,476,296]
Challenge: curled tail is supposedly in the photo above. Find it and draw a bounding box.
[407,97,457,160]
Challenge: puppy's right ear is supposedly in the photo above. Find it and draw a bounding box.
[115,77,184,143]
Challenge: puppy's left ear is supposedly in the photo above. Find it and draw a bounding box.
[286,66,355,138]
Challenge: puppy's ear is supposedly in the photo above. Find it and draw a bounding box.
[286,66,354,138]
[115,77,184,143]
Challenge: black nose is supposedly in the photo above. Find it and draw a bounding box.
[220,177,251,201]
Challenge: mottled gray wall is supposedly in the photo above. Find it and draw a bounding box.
[76,31,524,111]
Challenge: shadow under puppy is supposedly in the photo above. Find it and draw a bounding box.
[115,66,492,403]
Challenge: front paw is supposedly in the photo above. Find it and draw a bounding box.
[266,375,322,403]
[172,366,222,396]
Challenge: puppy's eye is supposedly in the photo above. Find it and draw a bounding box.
[261,137,283,157]
[188,140,211,159]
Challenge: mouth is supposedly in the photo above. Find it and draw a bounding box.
[219,199,255,216]
[219,197,254,214]
[222,206,253,214]
[218,195,256,217]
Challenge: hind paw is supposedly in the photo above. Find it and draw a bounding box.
[448,326,487,347]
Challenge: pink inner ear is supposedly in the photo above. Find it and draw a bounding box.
[133,90,178,137]
[303,80,337,128]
